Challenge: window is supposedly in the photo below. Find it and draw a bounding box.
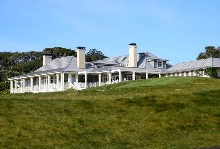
[158,61,162,68]
[51,76,54,83]
[154,61,157,68]
[26,80,31,87]
[102,74,108,82]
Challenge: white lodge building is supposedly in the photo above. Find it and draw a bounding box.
[8,43,220,93]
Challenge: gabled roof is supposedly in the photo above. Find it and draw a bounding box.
[35,56,94,73]
[145,52,167,61]
[102,55,128,66]
[35,56,75,72]
[33,52,165,74]
[95,51,167,68]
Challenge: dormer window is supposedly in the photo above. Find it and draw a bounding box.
[158,61,163,68]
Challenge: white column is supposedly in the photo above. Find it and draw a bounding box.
[10,80,13,93]
[184,72,186,77]
[68,74,72,88]
[159,73,161,78]
[189,71,192,77]
[61,73,64,91]
[56,74,59,89]
[119,70,122,82]
[39,76,41,91]
[108,72,112,84]
[30,77,33,92]
[19,80,23,93]
[166,74,168,77]
[14,80,18,93]
[48,75,51,91]
[68,74,72,84]
[99,73,101,86]
[132,71,136,80]
[146,73,149,79]
[75,74,78,83]
[85,72,87,89]
[23,79,26,93]
[194,71,197,76]
[202,70,205,76]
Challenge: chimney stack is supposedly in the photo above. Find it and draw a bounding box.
[43,54,52,66]
[76,47,86,69]
[128,43,137,68]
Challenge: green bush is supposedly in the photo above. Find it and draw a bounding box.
[0,81,10,94]
[205,67,218,78]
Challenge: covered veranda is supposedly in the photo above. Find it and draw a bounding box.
[8,69,161,93]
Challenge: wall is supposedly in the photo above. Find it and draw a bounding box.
[149,61,154,68]
[216,68,220,77]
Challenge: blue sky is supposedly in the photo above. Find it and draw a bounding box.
[0,0,220,64]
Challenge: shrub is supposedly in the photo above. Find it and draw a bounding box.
[0,81,10,94]
[205,67,218,78]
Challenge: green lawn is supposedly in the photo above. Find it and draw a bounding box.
[0,77,220,148]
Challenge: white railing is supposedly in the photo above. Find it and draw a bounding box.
[74,82,109,89]
[11,81,119,93]
[78,82,86,89]
[64,82,69,90]
[33,85,39,92]
[111,80,119,84]
[73,82,82,90]
[88,82,99,88]
[12,83,63,93]
[13,88,20,93]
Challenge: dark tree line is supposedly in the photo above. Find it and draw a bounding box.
[86,48,108,62]
[0,47,107,82]
[197,46,220,60]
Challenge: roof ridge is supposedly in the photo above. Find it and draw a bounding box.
[63,56,75,72]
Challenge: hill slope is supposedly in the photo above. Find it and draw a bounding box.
[0,77,220,148]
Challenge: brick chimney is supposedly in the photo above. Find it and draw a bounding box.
[76,47,86,69]
[43,54,52,66]
[128,43,137,68]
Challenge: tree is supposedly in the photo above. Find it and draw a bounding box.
[0,51,42,82]
[86,49,108,62]
[0,47,77,82]
[42,47,76,59]
[197,46,220,60]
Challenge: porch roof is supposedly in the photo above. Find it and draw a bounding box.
[165,58,220,73]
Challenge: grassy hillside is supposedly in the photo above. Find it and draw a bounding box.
[0,77,220,148]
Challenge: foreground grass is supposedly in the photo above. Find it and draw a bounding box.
[0,77,220,148]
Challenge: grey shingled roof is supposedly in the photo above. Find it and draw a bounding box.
[145,52,166,61]
[102,55,128,67]
[98,51,167,68]
[35,56,74,72]
[166,58,220,73]
[35,56,93,73]
[33,51,167,74]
